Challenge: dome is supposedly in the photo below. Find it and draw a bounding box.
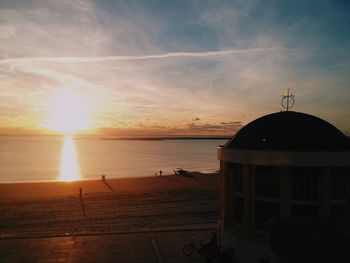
[225,111,350,151]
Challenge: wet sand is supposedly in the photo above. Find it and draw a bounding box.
[0,173,219,238]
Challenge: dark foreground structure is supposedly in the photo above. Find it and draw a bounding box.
[217,111,350,263]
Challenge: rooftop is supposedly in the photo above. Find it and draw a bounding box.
[225,111,350,151]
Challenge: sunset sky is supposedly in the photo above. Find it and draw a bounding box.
[0,0,349,136]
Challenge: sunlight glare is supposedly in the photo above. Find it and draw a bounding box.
[59,136,80,182]
[43,88,91,134]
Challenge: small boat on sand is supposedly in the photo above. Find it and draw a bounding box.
[174,168,193,177]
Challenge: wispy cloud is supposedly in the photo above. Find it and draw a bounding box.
[0,47,289,64]
[0,0,349,134]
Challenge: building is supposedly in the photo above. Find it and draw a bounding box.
[217,111,350,263]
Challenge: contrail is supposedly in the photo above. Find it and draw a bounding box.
[0,47,285,64]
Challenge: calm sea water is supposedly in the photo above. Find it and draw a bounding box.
[0,136,228,183]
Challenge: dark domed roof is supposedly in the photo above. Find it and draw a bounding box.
[226,111,350,151]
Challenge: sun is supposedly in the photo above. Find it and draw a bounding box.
[43,88,92,134]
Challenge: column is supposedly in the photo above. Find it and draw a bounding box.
[280,167,291,218]
[222,162,233,228]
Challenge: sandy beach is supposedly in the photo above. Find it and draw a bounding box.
[0,173,219,238]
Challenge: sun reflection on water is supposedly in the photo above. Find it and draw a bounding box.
[59,136,80,182]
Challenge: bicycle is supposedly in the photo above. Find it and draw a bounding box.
[182,236,209,257]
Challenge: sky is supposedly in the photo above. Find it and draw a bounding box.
[0,0,349,136]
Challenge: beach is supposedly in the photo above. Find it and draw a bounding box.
[0,173,219,238]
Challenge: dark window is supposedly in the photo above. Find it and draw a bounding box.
[233,195,244,223]
[291,205,318,217]
[254,201,280,231]
[231,164,244,224]
[330,175,346,200]
[232,164,243,193]
[291,168,319,201]
[330,168,348,200]
[255,166,280,199]
[331,203,345,215]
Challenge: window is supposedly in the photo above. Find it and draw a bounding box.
[329,168,349,215]
[255,201,280,231]
[330,168,348,200]
[254,166,280,231]
[255,166,280,199]
[232,164,243,194]
[330,174,346,200]
[233,196,244,223]
[331,203,345,215]
[291,168,320,201]
[231,164,244,223]
[291,205,318,217]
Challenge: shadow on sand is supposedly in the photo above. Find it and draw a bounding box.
[102,180,115,192]
[79,194,87,218]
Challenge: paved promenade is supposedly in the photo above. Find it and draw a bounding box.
[0,230,213,263]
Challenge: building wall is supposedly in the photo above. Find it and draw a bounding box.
[220,161,350,262]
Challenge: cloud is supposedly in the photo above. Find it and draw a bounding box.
[0,47,289,64]
[0,0,349,134]
[96,120,243,136]
[185,121,243,133]
[220,121,242,126]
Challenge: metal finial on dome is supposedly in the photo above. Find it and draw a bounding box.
[281,88,295,111]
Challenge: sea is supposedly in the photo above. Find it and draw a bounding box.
[0,136,228,183]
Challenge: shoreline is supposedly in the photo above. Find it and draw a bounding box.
[0,172,218,199]
[0,173,219,238]
[0,169,219,184]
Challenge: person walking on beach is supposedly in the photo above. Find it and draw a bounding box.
[79,187,82,198]
[160,170,163,176]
